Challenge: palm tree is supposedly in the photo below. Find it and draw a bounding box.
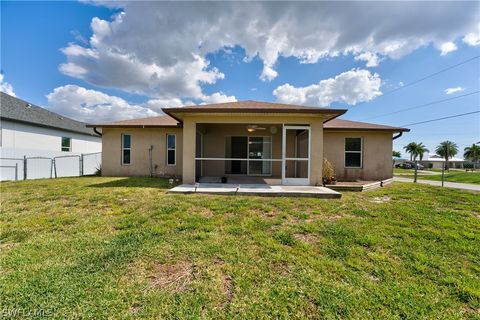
[435,141,458,170]
[403,142,429,161]
[403,142,429,182]
[392,150,401,158]
[416,143,429,161]
[464,144,480,169]
[404,142,418,161]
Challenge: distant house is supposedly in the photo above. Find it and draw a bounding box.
[1,92,101,158]
[1,92,101,180]
[421,154,466,169]
[89,100,409,185]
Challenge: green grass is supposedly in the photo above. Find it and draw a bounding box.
[1,177,479,319]
[394,168,439,175]
[400,171,480,185]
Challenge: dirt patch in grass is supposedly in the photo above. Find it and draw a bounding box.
[282,212,358,226]
[0,242,20,250]
[130,302,141,316]
[367,273,380,282]
[220,273,234,308]
[460,306,480,316]
[293,232,319,244]
[147,261,195,293]
[198,208,214,218]
[270,262,291,276]
[253,208,279,218]
[371,196,391,203]
[323,213,358,221]
[213,258,234,308]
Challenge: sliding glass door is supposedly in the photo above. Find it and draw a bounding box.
[225,136,272,176]
[248,137,272,175]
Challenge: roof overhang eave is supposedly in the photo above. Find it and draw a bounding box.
[86,124,182,129]
[324,127,411,133]
[162,108,347,123]
[2,116,100,137]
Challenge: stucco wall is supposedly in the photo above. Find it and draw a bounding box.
[323,130,393,181]
[101,127,183,177]
[101,124,395,183]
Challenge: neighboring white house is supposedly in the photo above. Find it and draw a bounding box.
[420,154,466,169]
[0,92,102,180]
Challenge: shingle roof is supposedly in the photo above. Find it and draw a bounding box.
[162,100,347,114]
[1,92,99,136]
[88,112,409,133]
[162,100,347,122]
[87,115,180,128]
[324,118,410,132]
[165,100,336,111]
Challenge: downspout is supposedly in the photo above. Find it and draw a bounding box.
[392,132,403,171]
[148,145,154,177]
[392,132,403,140]
[93,127,102,136]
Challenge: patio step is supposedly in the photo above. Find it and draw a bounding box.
[168,183,341,198]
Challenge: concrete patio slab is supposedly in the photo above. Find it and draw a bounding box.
[169,183,341,198]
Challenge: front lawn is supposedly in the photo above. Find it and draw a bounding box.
[394,168,439,175]
[400,171,480,185]
[1,177,479,319]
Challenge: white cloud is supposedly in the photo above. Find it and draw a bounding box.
[273,69,382,107]
[59,1,479,99]
[46,85,159,122]
[45,84,235,122]
[0,74,16,96]
[201,92,237,104]
[463,24,480,46]
[354,52,381,67]
[463,33,480,46]
[439,41,458,56]
[444,86,465,95]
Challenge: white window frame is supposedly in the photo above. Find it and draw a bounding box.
[166,134,176,166]
[121,133,131,165]
[61,137,71,152]
[344,137,363,169]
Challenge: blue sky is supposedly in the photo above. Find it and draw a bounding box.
[1,1,479,156]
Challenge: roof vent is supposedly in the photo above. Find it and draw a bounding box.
[26,103,32,108]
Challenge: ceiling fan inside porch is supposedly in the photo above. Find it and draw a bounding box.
[246,124,266,132]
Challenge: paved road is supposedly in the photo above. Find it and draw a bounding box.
[394,177,480,192]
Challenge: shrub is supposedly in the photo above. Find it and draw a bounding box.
[322,158,336,185]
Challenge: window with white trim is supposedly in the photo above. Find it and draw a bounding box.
[61,137,71,152]
[166,134,176,166]
[345,137,362,168]
[122,134,131,165]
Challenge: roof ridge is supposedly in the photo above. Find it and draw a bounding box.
[1,92,86,125]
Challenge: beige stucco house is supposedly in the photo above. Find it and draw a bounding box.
[88,101,409,186]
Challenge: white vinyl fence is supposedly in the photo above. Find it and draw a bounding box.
[0,152,101,181]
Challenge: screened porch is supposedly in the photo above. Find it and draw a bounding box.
[194,123,311,185]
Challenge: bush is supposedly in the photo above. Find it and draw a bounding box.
[322,158,336,185]
[428,163,433,169]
